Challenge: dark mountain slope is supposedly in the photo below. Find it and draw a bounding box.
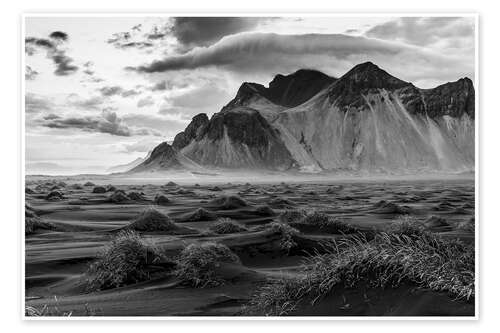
[226,69,336,109]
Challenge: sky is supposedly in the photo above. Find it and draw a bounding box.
[24,16,475,174]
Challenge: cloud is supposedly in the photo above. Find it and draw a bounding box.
[171,84,230,108]
[99,86,123,96]
[41,111,161,137]
[159,83,231,119]
[80,61,106,83]
[170,17,266,48]
[147,79,190,92]
[25,37,55,49]
[82,61,95,75]
[122,114,186,136]
[107,25,160,50]
[365,17,474,49]
[98,85,141,98]
[137,96,155,108]
[119,41,154,49]
[49,31,68,41]
[121,138,160,153]
[25,66,39,80]
[129,32,473,87]
[107,17,266,52]
[25,93,54,113]
[25,32,78,76]
[51,51,78,75]
[43,113,60,120]
[150,80,169,91]
[121,89,141,97]
[66,94,105,110]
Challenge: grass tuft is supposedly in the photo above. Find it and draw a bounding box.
[25,204,55,235]
[384,215,426,236]
[279,210,360,234]
[126,207,178,232]
[246,229,474,315]
[175,242,241,287]
[457,217,475,232]
[86,230,165,291]
[209,195,248,210]
[265,222,299,252]
[209,218,247,234]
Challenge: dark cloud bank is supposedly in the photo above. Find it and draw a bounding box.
[171,17,266,48]
[128,28,473,86]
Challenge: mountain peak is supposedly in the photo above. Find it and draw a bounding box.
[227,69,336,109]
[327,62,410,107]
[268,68,332,89]
[340,61,408,89]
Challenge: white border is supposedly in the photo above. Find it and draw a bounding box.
[21,12,479,321]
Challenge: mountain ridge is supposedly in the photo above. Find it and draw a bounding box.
[129,62,475,174]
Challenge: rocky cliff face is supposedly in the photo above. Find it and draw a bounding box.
[172,113,209,150]
[275,62,474,173]
[131,62,475,174]
[180,107,295,169]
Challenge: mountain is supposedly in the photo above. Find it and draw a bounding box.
[129,142,206,173]
[225,69,336,109]
[131,62,475,174]
[107,157,146,173]
[178,107,296,170]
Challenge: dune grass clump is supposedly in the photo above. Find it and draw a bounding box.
[25,304,73,317]
[92,186,106,194]
[424,215,452,231]
[269,198,295,208]
[265,222,299,252]
[45,190,64,201]
[154,194,170,205]
[209,195,248,210]
[127,191,145,201]
[299,212,359,234]
[175,242,241,287]
[182,207,217,222]
[457,217,475,232]
[246,231,475,315]
[209,186,222,191]
[279,210,359,234]
[25,204,55,235]
[209,218,247,234]
[108,190,129,203]
[86,230,165,291]
[105,185,117,192]
[372,200,410,214]
[126,207,178,232]
[254,205,275,216]
[384,215,426,236]
[278,209,306,224]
